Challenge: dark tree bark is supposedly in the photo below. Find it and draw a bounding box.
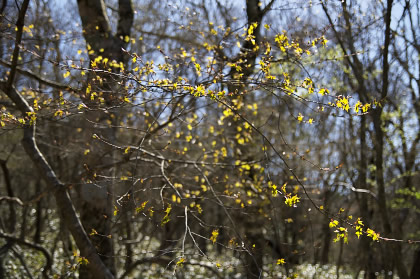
[410,246,420,279]
[320,189,332,265]
[75,1,134,277]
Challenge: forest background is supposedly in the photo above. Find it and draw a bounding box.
[0,0,419,278]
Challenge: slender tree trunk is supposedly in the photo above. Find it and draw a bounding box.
[33,181,43,244]
[320,189,332,265]
[373,1,408,277]
[357,116,376,278]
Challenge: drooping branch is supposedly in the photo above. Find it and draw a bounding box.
[0,231,52,278]
[0,83,115,279]
[0,59,73,91]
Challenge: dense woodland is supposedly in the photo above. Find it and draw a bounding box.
[0,0,419,278]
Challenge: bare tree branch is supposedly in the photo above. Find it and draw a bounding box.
[0,59,74,91]
[0,82,115,279]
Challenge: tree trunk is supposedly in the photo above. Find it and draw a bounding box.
[410,247,420,279]
[76,0,134,277]
[357,116,376,278]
